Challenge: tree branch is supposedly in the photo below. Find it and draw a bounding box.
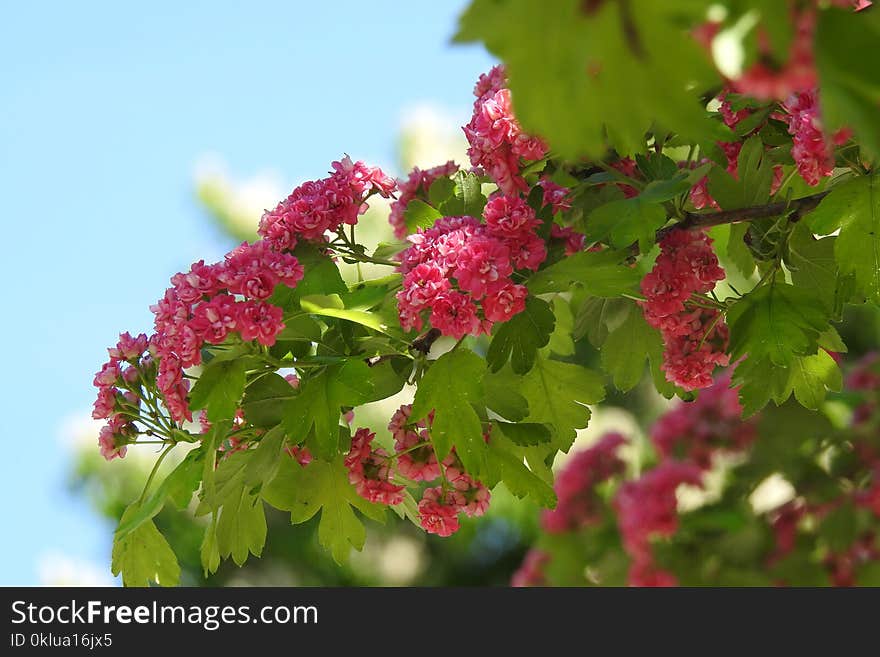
[677,190,830,231]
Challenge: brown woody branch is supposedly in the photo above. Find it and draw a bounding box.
[676,190,831,231]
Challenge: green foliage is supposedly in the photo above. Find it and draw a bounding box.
[189,358,248,422]
[411,349,488,475]
[456,0,727,158]
[527,249,640,297]
[487,296,555,374]
[807,174,880,303]
[816,7,880,159]
[599,301,663,392]
[112,506,180,587]
[282,361,373,459]
[520,354,606,452]
[263,456,385,564]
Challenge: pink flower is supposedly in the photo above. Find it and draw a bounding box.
[511,549,551,587]
[483,194,539,238]
[108,332,149,362]
[538,179,572,214]
[454,236,513,299]
[505,232,546,271]
[429,290,483,340]
[418,487,461,537]
[344,428,405,506]
[190,294,239,345]
[92,386,117,420]
[651,373,756,469]
[482,281,527,323]
[542,433,627,533]
[463,66,547,195]
[235,301,285,346]
[549,224,585,256]
[93,361,121,387]
[285,445,313,467]
[448,473,491,518]
[98,422,129,461]
[640,229,729,391]
[614,461,703,583]
[781,89,842,187]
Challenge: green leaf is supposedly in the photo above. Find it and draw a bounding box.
[262,456,385,564]
[439,171,487,217]
[520,355,605,452]
[455,0,726,159]
[282,360,374,458]
[790,350,842,410]
[404,199,442,233]
[727,223,757,278]
[189,358,248,423]
[200,521,220,577]
[243,425,287,488]
[586,197,668,253]
[547,296,575,356]
[114,448,203,540]
[528,249,640,297]
[706,136,775,209]
[492,421,553,447]
[816,7,880,159]
[483,367,529,422]
[411,349,488,475]
[111,506,180,587]
[196,451,267,566]
[275,314,322,342]
[242,373,298,428]
[428,176,456,207]
[486,296,555,374]
[484,431,556,507]
[600,301,663,392]
[785,224,840,313]
[727,282,830,366]
[806,174,880,303]
[299,294,401,337]
[215,485,267,567]
[573,296,630,347]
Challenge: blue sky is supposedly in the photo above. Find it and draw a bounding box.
[0,0,493,585]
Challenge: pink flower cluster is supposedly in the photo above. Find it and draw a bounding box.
[614,461,704,587]
[148,240,303,423]
[781,89,850,186]
[511,549,551,587]
[464,66,547,195]
[344,428,406,506]
[640,229,730,390]
[541,433,628,533]
[651,374,757,469]
[730,7,817,101]
[92,332,150,460]
[388,161,459,239]
[259,156,396,249]
[397,194,544,339]
[387,404,490,537]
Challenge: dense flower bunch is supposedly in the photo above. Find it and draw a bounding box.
[463,65,547,195]
[651,374,757,469]
[93,156,393,453]
[94,332,150,460]
[781,89,850,186]
[541,433,628,533]
[613,461,704,587]
[381,404,491,537]
[640,229,729,390]
[147,240,303,424]
[258,156,396,249]
[388,161,459,239]
[396,193,544,339]
[344,428,406,505]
